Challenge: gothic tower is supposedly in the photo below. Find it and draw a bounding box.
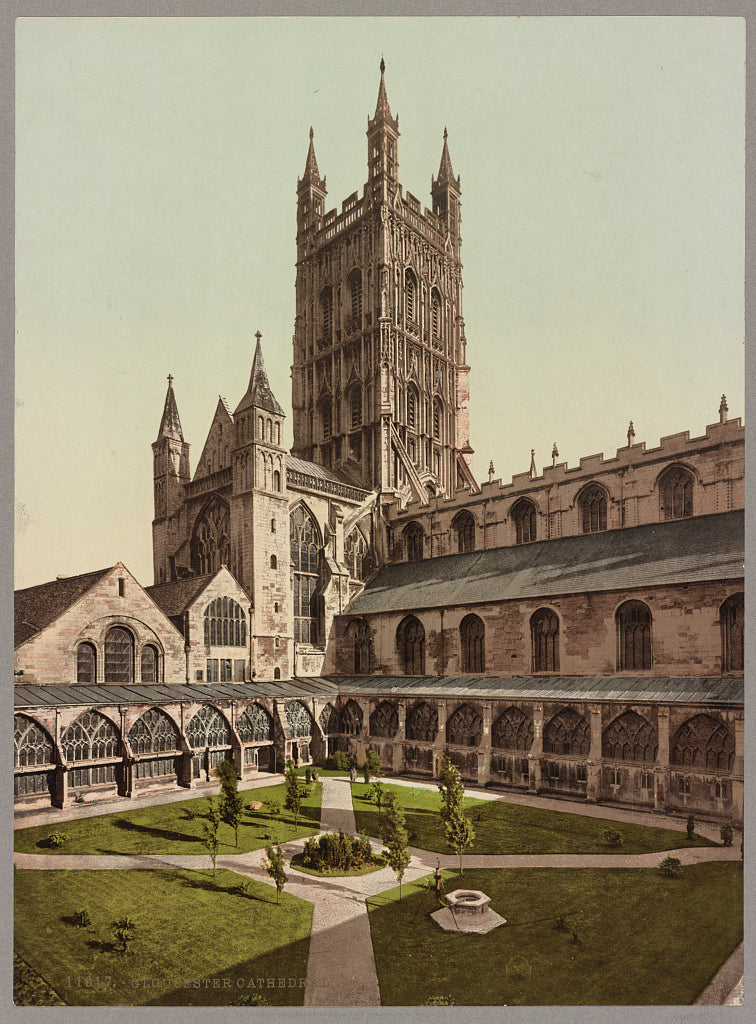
[291,60,477,502]
[231,333,291,679]
[152,376,191,584]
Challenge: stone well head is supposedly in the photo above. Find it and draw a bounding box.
[446,889,491,917]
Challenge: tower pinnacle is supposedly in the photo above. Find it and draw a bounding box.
[235,333,285,417]
[156,375,184,443]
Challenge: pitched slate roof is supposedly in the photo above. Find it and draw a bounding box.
[329,675,744,705]
[14,567,115,647]
[347,510,744,615]
[13,674,742,709]
[286,454,369,491]
[14,678,341,709]
[145,570,229,619]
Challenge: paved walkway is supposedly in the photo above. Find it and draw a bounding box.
[13,774,743,1006]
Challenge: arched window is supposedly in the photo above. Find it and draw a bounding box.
[531,608,560,672]
[512,498,537,545]
[273,469,281,491]
[403,522,424,562]
[284,700,313,738]
[191,495,230,575]
[350,387,362,429]
[320,286,333,339]
[407,388,417,430]
[339,699,363,736]
[720,593,744,672]
[492,706,534,751]
[431,291,441,339]
[345,529,369,581]
[346,618,373,674]
[349,269,362,324]
[141,645,159,683]
[104,627,133,684]
[432,399,442,441]
[602,711,658,762]
[405,269,416,322]
[659,465,694,520]
[237,703,273,743]
[369,701,399,738]
[447,703,483,746]
[578,484,608,534]
[15,715,55,767]
[543,708,590,756]
[671,714,734,771]
[62,710,120,761]
[616,600,652,670]
[320,703,339,736]
[204,597,247,647]
[186,705,231,749]
[321,399,332,440]
[406,701,438,741]
[270,554,277,570]
[128,708,180,754]
[397,615,425,675]
[460,614,485,673]
[453,510,475,553]
[291,505,320,645]
[76,642,97,684]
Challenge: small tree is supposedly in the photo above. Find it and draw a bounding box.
[264,845,288,904]
[382,791,411,899]
[438,757,475,874]
[215,759,245,847]
[368,780,386,817]
[363,749,381,783]
[686,815,696,841]
[202,796,222,877]
[285,759,302,832]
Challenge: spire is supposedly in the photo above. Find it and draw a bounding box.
[627,420,635,446]
[299,126,326,193]
[551,442,559,467]
[436,127,458,186]
[529,449,537,479]
[156,374,184,443]
[719,394,728,424]
[368,57,399,133]
[235,332,285,417]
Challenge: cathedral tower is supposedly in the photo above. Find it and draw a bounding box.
[231,333,291,679]
[291,61,477,501]
[152,376,191,584]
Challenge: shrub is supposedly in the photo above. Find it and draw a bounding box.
[305,766,312,784]
[44,831,67,849]
[603,828,623,848]
[324,751,351,771]
[235,993,270,1006]
[113,926,134,952]
[181,807,198,822]
[686,815,696,841]
[659,855,682,878]
[72,908,91,928]
[262,799,281,816]
[300,829,375,872]
[720,823,733,847]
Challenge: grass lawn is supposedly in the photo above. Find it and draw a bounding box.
[367,862,743,1005]
[351,783,718,855]
[14,783,322,857]
[14,869,312,1006]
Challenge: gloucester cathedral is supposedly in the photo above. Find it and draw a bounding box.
[14,63,744,825]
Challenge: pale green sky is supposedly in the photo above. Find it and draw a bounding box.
[15,16,745,589]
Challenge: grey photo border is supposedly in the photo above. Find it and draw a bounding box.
[1,2,752,1023]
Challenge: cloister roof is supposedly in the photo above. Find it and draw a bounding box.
[14,674,742,709]
[347,510,744,615]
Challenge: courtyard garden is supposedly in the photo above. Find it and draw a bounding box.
[14,868,312,1006]
[14,781,322,857]
[351,782,718,855]
[366,861,743,1005]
